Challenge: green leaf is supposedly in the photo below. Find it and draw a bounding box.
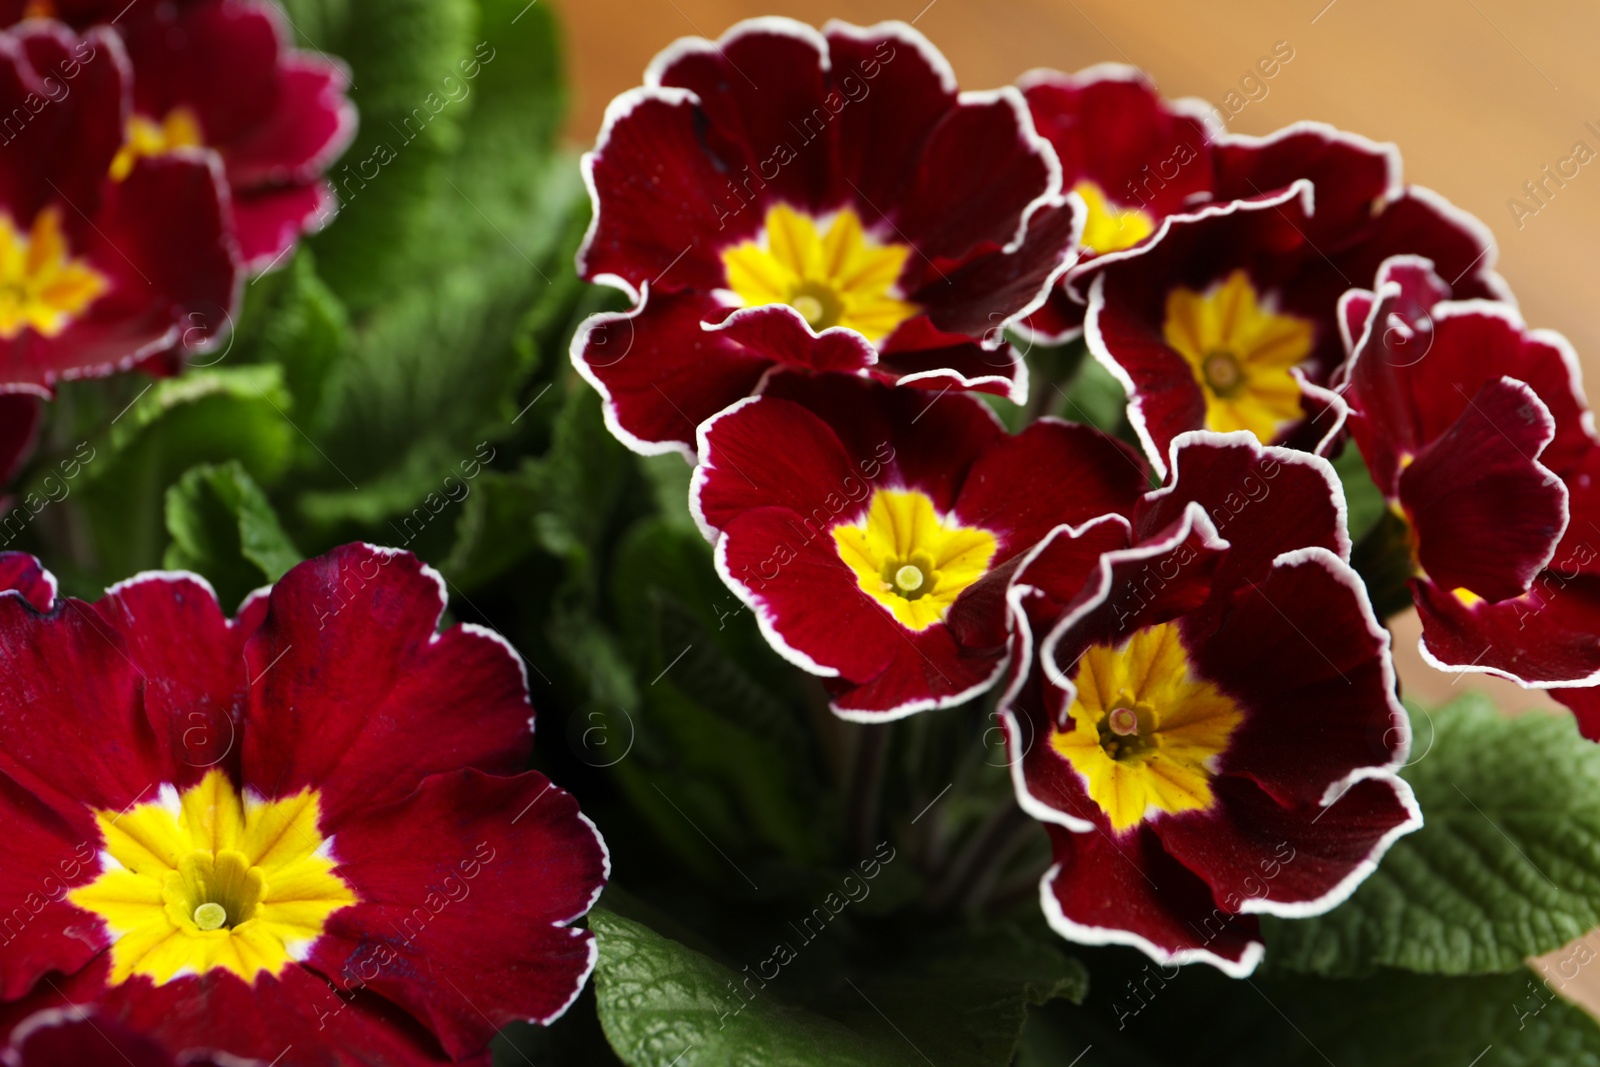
[439,462,544,588]
[247,249,352,434]
[602,516,831,872]
[591,909,1085,1067]
[1055,354,1130,438]
[74,366,296,580]
[164,462,303,610]
[298,0,585,510]
[1265,694,1600,976]
[284,0,477,311]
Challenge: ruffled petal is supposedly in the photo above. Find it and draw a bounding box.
[1041,824,1263,975]
[311,770,605,1057]
[572,288,771,458]
[241,545,531,827]
[1155,773,1419,916]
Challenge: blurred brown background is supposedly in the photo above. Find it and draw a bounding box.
[556,0,1600,717]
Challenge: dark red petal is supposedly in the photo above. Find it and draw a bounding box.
[1402,378,1565,601]
[1036,503,1228,681]
[894,87,1057,275]
[1042,823,1263,975]
[868,328,1025,402]
[241,544,532,827]
[825,618,1007,720]
[1017,285,1085,345]
[1201,549,1406,808]
[648,19,836,213]
[312,770,605,1057]
[913,198,1081,340]
[231,181,334,271]
[1010,515,1134,625]
[15,154,240,390]
[6,1009,177,1067]
[1413,573,1600,685]
[1344,259,1592,488]
[84,959,463,1067]
[1553,688,1600,742]
[825,20,958,218]
[220,52,357,186]
[1555,447,1600,578]
[92,573,251,789]
[0,393,40,485]
[714,504,898,682]
[1136,432,1349,589]
[707,304,878,373]
[1340,187,1510,305]
[953,417,1145,558]
[572,288,771,458]
[122,0,277,143]
[0,594,159,814]
[757,368,1004,512]
[0,24,126,221]
[1212,123,1400,246]
[0,773,105,1000]
[1022,66,1216,220]
[692,393,862,539]
[578,88,754,292]
[1156,774,1419,917]
[0,550,54,609]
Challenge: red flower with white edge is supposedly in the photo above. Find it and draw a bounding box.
[1076,123,1509,475]
[692,369,1145,718]
[1338,258,1600,734]
[0,22,237,393]
[8,0,356,274]
[574,17,1081,458]
[0,544,608,1067]
[1015,65,1218,343]
[3,1007,234,1066]
[1000,432,1418,974]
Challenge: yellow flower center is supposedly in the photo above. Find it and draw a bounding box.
[721,204,919,343]
[1163,269,1315,443]
[69,770,357,987]
[110,108,205,182]
[831,488,998,632]
[1073,180,1155,255]
[0,207,108,340]
[1050,622,1243,833]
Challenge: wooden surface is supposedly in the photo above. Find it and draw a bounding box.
[555,0,1600,1007]
[555,0,1597,719]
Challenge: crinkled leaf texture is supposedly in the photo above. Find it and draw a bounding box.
[164,460,302,609]
[1266,694,1600,976]
[591,909,1085,1067]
